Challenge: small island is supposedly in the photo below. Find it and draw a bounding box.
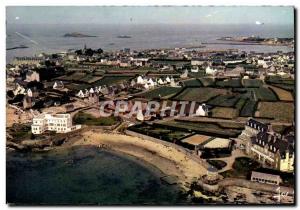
[117,35,132,38]
[63,32,97,38]
[6,45,28,51]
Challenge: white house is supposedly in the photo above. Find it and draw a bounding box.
[195,104,209,116]
[27,88,33,97]
[53,81,64,90]
[158,78,164,85]
[31,113,81,134]
[205,66,217,75]
[77,90,85,98]
[136,76,144,84]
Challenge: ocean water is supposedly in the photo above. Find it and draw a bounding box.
[6,146,185,205]
[6,23,294,62]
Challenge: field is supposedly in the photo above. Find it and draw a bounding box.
[78,74,102,83]
[156,120,242,138]
[181,79,202,87]
[216,78,242,88]
[128,123,191,143]
[199,78,215,87]
[57,72,86,81]
[268,85,294,101]
[265,76,295,91]
[207,95,240,107]
[73,111,118,126]
[242,79,263,87]
[136,86,182,99]
[211,107,239,119]
[240,100,257,117]
[254,87,278,101]
[93,76,133,86]
[255,102,294,122]
[173,87,227,103]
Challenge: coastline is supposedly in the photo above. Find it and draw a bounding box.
[66,129,208,191]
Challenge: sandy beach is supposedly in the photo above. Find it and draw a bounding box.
[71,130,208,190]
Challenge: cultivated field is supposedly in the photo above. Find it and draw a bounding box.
[173,87,227,103]
[268,85,294,101]
[255,102,294,122]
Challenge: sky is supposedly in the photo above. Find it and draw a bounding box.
[6,6,294,25]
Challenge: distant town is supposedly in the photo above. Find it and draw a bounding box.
[6,39,295,204]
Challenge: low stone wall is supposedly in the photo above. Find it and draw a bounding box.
[197,180,219,192]
[219,178,294,195]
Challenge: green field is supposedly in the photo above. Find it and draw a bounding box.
[207,95,240,107]
[199,78,215,87]
[211,107,239,119]
[173,87,227,103]
[73,111,118,126]
[136,86,182,99]
[92,76,133,86]
[242,79,263,87]
[216,78,242,88]
[181,79,202,87]
[156,120,242,137]
[240,100,257,117]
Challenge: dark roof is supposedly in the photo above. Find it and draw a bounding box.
[252,131,294,157]
[247,118,269,132]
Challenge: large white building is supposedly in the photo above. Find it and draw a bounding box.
[31,113,81,134]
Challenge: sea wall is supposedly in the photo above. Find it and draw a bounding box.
[219,178,294,195]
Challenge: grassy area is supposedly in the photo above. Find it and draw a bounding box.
[78,74,102,83]
[136,86,182,99]
[254,87,278,101]
[216,78,242,88]
[207,159,227,170]
[199,78,215,87]
[268,85,294,101]
[156,120,242,138]
[181,79,202,87]
[128,123,190,143]
[240,100,257,117]
[221,157,261,178]
[207,95,240,107]
[73,111,118,126]
[173,87,227,103]
[93,76,133,86]
[256,102,294,122]
[211,107,239,119]
[242,79,263,87]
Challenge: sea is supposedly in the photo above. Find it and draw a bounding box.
[6,146,185,205]
[6,23,294,63]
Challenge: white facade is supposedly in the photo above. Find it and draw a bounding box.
[31,113,81,134]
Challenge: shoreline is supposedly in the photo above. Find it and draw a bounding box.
[66,130,208,191]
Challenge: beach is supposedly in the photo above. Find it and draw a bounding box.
[71,129,208,190]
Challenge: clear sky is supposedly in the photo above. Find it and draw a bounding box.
[6,6,294,25]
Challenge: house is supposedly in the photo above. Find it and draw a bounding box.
[53,81,64,90]
[238,118,271,142]
[195,104,209,116]
[248,131,294,172]
[251,171,282,185]
[25,70,40,82]
[31,113,81,134]
[205,66,217,75]
[77,90,85,98]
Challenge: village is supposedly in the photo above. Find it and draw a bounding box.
[6,44,295,203]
